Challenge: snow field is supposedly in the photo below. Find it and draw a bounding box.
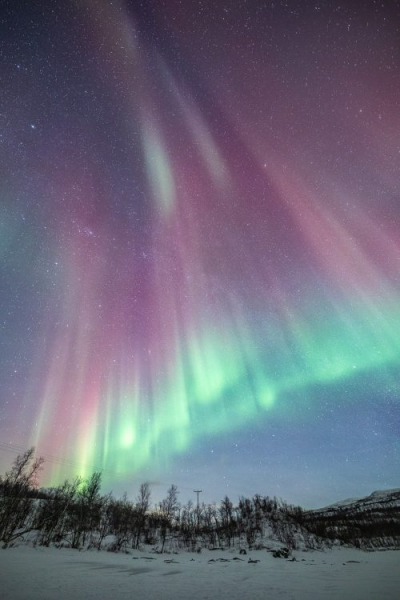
[0,545,399,600]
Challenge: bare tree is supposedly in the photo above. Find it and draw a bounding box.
[95,492,113,550]
[108,493,135,551]
[133,482,151,549]
[69,472,102,549]
[159,484,179,552]
[0,448,44,546]
[180,500,197,549]
[203,503,218,547]
[36,477,81,546]
[219,495,235,547]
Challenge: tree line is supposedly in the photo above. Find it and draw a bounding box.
[5,448,395,552]
[0,448,321,552]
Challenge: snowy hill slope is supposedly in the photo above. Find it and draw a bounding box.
[303,488,400,549]
[321,488,400,512]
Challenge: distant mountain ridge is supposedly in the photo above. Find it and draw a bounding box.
[321,488,400,511]
[303,488,400,549]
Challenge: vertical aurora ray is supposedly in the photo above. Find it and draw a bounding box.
[1,0,399,501]
[142,124,176,217]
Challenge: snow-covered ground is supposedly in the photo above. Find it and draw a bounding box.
[0,545,399,600]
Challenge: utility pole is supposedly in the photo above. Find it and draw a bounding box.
[194,490,202,528]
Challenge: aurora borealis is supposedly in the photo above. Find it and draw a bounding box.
[0,0,399,507]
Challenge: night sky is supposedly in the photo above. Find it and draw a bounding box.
[1,0,399,508]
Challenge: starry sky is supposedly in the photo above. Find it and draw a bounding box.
[1,0,399,508]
